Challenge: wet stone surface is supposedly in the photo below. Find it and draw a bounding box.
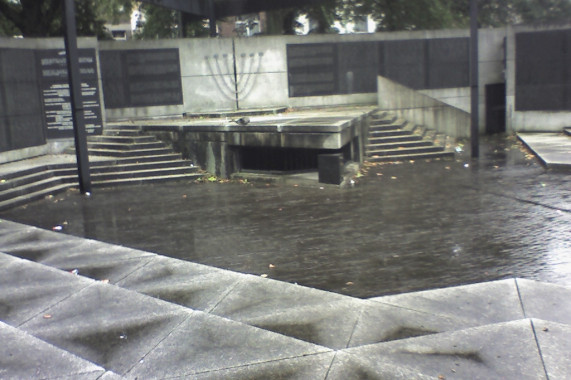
[1,135,569,298]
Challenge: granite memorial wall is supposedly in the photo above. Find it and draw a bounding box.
[0,48,46,152]
[515,29,571,111]
[99,48,183,109]
[287,37,470,97]
[37,48,103,138]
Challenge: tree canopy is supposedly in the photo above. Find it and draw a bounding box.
[0,0,570,39]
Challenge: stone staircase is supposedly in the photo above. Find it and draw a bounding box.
[0,125,202,211]
[366,112,455,162]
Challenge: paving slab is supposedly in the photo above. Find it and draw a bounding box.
[19,282,192,375]
[531,319,571,380]
[0,321,105,380]
[191,352,335,380]
[0,220,156,283]
[517,133,571,170]
[116,254,245,311]
[327,319,547,380]
[369,279,525,328]
[126,311,332,379]
[0,252,93,326]
[209,275,361,349]
[517,278,571,325]
[348,300,470,348]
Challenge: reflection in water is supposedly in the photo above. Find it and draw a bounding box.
[1,136,569,297]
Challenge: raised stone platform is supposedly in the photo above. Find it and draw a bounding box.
[112,107,377,177]
[1,219,570,379]
[518,132,571,171]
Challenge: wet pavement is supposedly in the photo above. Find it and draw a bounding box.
[1,135,569,298]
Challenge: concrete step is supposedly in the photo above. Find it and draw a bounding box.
[369,129,413,138]
[370,113,397,125]
[0,183,72,211]
[0,170,57,192]
[101,153,185,165]
[87,147,174,158]
[87,141,167,151]
[367,145,446,157]
[368,134,424,145]
[0,176,75,203]
[92,172,202,187]
[89,160,195,174]
[88,135,156,144]
[104,124,141,131]
[90,167,199,182]
[369,119,408,130]
[367,150,455,162]
[366,140,434,151]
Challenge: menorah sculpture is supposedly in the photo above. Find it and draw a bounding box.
[204,50,264,109]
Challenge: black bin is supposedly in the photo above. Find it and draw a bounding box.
[318,153,343,185]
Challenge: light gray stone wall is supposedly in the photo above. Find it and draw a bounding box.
[377,76,471,138]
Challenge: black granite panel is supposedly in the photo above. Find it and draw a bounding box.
[0,117,8,152]
[515,29,571,111]
[100,49,183,108]
[0,48,46,152]
[337,42,378,94]
[384,40,426,89]
[377,41,386,77]
[516,84,567,111]
[427,38,470,89]
[6,115,47,149]
[37,49,103,138]
[287,43,337,97]
[516,31,565,86]
[0,49,37,81]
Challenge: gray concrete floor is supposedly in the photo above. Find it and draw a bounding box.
[1,220,570,379]
[1,134,570,378]
[1,135,569,298]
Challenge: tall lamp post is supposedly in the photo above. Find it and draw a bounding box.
[63,0,92,194]
[470,0,479,158]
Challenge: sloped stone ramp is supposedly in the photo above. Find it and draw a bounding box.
[1,219,569,379]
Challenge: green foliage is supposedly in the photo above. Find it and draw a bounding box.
[1,0,570,39]
[134,4,180,39]
[133,3,209,39]
[96,0,133,25]
[0,0,110,38]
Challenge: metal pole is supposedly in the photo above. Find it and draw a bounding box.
[208,0,217,37]
[470,0,479,158]
[63,0,92,194]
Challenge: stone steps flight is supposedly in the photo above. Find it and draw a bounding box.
[366,112,454,163]
[0,126,202,211]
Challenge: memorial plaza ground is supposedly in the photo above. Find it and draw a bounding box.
[0,133,569,378]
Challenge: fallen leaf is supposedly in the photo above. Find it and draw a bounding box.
[269,264,276,268]
[101,279,110,284]
[43,314,52,319]
[345,282,354,286]
[260,274,268,278]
